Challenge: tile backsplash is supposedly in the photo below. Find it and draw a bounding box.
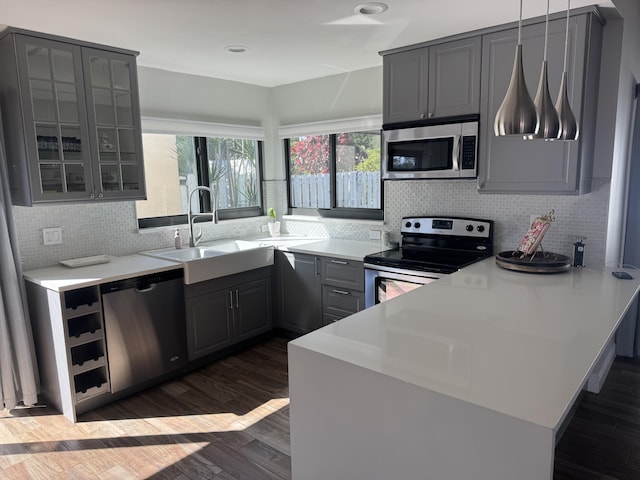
[13,202,267,270]
[13,178,611,271]
[382,179,610,268]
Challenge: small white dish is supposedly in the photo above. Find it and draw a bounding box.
[60,254,111,268]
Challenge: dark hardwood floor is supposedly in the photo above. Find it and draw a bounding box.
[554,356,640,479]
[2,335,640,479]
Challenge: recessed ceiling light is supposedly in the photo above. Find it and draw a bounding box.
[354,2,388,15]
[225,44,248,53]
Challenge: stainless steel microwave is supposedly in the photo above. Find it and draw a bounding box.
[382,121,478,180]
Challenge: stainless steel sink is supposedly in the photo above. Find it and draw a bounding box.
[141,239,274,284]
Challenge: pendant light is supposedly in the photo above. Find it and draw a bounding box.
[555,0,579,140]
[525,0,560,140]
[494,0,538,136]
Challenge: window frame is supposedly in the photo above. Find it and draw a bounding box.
[285,132,383,221]
[137,130,264,230]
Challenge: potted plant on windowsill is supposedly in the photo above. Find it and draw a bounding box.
[267,207,280,237]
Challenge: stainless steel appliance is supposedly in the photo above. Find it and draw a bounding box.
[382,118,478,180]
[101,269,187,393]
[364,216,493,307]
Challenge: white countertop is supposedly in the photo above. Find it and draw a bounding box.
[23,254,182,292]
[283,238,386,261]
[290,258,640,430]
[23,237,383,291]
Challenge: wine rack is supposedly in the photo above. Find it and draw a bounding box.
[62,286,110,405]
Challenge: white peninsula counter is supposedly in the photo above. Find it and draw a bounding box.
[288,258,640,480]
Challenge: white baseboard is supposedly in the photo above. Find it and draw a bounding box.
[586,341,616,393]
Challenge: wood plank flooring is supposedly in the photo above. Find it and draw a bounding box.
[2,335,640,479]
[0,337,291,480]
[554,356,640,479]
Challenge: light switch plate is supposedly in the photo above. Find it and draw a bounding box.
[43,227,62,245]
[369,230,381,240]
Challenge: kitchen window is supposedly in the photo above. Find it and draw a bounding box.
[285,130,382,220]
[136,132,263,229]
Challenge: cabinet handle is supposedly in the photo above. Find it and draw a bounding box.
[420,113,426,119]
[315,257,320,276]
[428,112,434,118]
[89,193,95,199]
[235,289,239,309]
[330,259,348,265]
[98,192,104,198]
[229,290,234,310]
[332,289,350,295]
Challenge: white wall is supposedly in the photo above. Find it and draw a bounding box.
[605,0,640,266]
[272,66,383,126]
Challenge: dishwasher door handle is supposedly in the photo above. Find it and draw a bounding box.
[136,283,157,293]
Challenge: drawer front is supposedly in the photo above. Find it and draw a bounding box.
[322,312,344,326]
[320,257,364,290]
[322,285,364,317]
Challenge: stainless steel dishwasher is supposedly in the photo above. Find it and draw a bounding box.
[100,269,187,393]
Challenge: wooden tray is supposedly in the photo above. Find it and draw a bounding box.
[495,251,571,274]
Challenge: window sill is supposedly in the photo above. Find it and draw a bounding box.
[283,215,383,226]
[137,215,269,234]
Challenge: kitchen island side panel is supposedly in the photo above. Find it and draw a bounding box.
[288,343,555,480]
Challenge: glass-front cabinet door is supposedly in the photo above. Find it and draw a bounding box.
[82,48,145,200]
[15,35,94,202]
[1,29,145,205]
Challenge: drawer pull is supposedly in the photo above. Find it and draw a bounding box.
[332,289,350,295]
[331,259,348,265]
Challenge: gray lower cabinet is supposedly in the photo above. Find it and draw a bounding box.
[26,282,111,423]
[320,257,365,326]
[185,267,272,360]
[276,251,322,334]
[478,11,603,194]
[276,251,365,334]
[382,36,481,125]
[0,27,145,205]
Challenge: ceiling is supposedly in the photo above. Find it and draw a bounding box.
[0,0,615,88]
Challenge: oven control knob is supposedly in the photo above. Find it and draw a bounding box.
[466,224,474,232]
[477,225,485,233]
[414,222,421,229]
[405,221,412,228]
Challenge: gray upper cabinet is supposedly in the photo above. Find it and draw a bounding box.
[382,36,481,125]
[478,12,603,194]
[0,28,145,205]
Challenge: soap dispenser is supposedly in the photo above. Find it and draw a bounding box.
[174,229,182,249]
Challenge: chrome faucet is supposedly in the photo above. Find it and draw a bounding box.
[188,186,217,247]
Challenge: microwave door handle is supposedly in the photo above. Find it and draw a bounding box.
[452,135,462,171]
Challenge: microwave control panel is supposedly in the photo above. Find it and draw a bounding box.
[461,136,477,170]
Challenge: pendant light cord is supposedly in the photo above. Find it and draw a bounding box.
[563,0,571,71]
[543,0,550,61]
[518,0,523,44]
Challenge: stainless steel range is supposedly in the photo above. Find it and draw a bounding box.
[364,216,494,307]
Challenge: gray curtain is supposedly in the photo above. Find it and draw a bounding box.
[617,83,640,357]
[0,133,39,409]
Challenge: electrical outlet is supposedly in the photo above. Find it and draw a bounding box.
[369,230,381,240]
[261,224,269,233]
[43,227,62,245]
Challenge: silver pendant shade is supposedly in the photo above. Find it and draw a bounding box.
[555,0,579,140]
[494,0,538,136]
[494,0,579,141]
[526,0,560,140]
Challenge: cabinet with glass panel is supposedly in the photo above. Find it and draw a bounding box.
[0,27,145,205]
